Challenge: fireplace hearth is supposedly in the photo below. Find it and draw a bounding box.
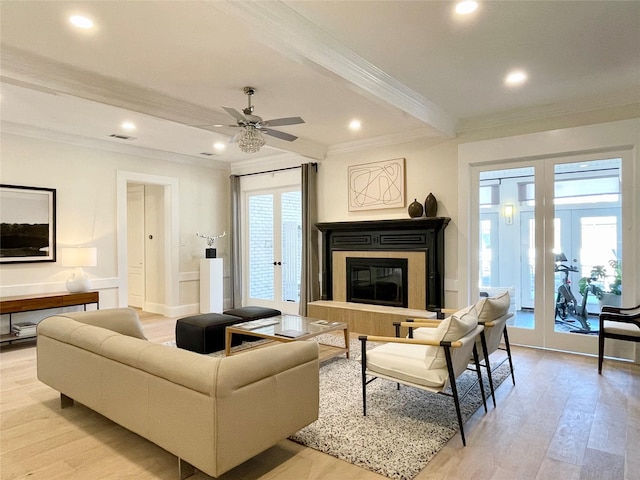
[316,218,450,309]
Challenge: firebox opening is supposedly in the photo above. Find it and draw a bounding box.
[346,257,408,308]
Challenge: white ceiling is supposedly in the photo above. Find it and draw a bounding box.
[1,1,639,164]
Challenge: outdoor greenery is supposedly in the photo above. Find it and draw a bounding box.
[579,251,622,300]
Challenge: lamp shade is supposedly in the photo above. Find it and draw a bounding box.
[60,247,97,267]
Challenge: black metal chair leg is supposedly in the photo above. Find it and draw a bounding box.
[479,331,496,408]
[472,344,487,413]
[360,336,368,415]
[444,346,466,446]
[502,327,516,385]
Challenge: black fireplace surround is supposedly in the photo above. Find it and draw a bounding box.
[315,218,450,309]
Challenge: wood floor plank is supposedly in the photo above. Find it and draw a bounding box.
[1,311,638,480]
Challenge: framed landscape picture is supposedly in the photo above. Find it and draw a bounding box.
[0,184,56,263]
[348,158,405,211]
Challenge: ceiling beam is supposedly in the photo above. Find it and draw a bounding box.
[215,0,457,138]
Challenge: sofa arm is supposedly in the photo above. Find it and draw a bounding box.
[213,341,319,476]
[216,341,319,396]
[57,307,147,339]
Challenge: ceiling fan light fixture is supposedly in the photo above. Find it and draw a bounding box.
[238,125,265,154]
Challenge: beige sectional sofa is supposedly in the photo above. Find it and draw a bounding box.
[37,308,319,479]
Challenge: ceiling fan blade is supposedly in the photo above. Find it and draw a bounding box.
[229,132,241,143]
[263,128,298,142]
[222,106,247,123]
[264,116,305,127]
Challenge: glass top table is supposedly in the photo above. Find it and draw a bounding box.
[224,314,349,361]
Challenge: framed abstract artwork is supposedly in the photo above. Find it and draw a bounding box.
[0,184,57,263]
[348,158,405,211]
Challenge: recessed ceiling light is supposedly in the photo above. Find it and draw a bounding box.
[349,119,362,131]
[213,142,226,151]
[455,1,478,15]
[121,121,136,130]
[69,15,94,29]
[505,70,528,86]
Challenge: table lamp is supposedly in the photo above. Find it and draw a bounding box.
[60,247,97,293]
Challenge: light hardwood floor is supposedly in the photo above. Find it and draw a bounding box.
[1,313,638,480]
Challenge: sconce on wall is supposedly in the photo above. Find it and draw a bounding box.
[504,204,514,225]
[60,247,97,293]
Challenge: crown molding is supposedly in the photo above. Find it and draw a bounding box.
[1,121,231,170]
[216,1,457,138]
[458,89,640,133]
[327,127,445,156]
[0,46,326,160]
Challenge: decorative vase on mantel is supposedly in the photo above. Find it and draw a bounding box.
[408,198,424,218]
[424,193,438,217]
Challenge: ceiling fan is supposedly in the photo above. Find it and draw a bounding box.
[220,87,305,153]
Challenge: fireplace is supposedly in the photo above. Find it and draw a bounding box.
[346,257,408,308]
[316,218,450,309]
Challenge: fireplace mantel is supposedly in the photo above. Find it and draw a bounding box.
[316,217,450,309]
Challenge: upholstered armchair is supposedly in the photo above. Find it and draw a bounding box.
[414,291,514,407]
[598,304,640,374]
[359,309,486,446]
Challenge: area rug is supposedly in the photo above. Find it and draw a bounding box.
[289,338,511,480]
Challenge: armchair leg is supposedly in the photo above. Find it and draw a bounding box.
[598,329,605,374]
[479,331,496,408]
[360,336,368,415]
[472,345,487,413]
[503,327,516,385]
[444,347,466,447]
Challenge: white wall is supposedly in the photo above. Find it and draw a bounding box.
[0,133,230,328]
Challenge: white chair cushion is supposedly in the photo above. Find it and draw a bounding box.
[603,320,640,337]
[366,342,448,388]
[475,290,510,323]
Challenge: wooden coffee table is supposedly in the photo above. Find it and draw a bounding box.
[225,314,349,362]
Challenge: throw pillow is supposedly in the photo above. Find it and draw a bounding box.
[423,305,478,370]
[476,290,510,323]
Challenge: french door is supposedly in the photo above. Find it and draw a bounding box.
[244,187,301,314]
[475,156,623,355]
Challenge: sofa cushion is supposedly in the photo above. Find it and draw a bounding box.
[475,290,510,323]
[61,307,147,339]
[366,342,447,388]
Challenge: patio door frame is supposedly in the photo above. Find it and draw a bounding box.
[240,169,301,314]
[458,119,638,358]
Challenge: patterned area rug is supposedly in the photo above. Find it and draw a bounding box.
[289,338,512,480]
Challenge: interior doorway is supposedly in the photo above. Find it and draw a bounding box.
[116,171,178,315]
[126,183,166,312]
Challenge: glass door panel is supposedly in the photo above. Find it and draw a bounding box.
[248,194,275,302]
[549,158,622,352]
[478,166,539,343]
[281,191,301,303]
[246,187,301,314]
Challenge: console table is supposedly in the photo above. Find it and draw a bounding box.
[0,291,99,344]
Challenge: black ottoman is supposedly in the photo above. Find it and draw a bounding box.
[175,313,243,354]
[223,306,281,321]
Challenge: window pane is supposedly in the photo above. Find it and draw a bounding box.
[281,191,301,303]
[248,194,274,300]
